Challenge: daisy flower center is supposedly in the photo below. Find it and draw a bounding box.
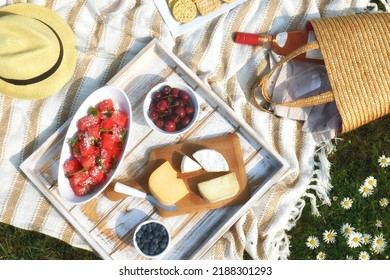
[353,237,359,243]
[310,240,315,245]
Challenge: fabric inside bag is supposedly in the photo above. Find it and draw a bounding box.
[266,52,341,142]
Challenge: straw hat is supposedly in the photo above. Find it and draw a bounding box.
[0,3,78,100]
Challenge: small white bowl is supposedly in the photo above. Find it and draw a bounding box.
[143,82,199,135]
[133,220,171,259]
[58,86,132,204]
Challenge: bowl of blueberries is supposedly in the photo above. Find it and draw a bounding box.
[133,220,171,259]
[143,82,199,135]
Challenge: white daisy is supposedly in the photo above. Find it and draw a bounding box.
[359,184,374,197]
[306,236,320,249]
[362,233,372,245]
[378,155,390,168]
[323,229,337,243]
[372,234,386,251]
[358,251,370,260]
[379,198,389,208]
[346,255,354,260]
[365,176,377,188]
[341,223,355,237]
[348,232,363,248]
[341,197,353,209]
[375,220,383,228]
[372,244,385,254]
[316,251,326,260]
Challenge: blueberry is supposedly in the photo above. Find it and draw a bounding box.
[159,241,167,250]
[136,231,143,239]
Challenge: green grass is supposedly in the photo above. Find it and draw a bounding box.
[288,114,390,260]
[0,223,99,260]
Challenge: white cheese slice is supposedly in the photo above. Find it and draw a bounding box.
[181,155,203,173]
[192,149,229,172]
[198,172,239,203]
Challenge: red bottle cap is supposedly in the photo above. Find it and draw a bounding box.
[234,32,260,46]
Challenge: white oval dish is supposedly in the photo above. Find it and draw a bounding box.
[143,81,199,135]
[58,86,132,204]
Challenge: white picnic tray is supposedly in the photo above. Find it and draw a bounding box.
[20,39,290,260]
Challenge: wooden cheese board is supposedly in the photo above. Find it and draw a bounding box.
[105,133,249,217]
[20,39,289,260]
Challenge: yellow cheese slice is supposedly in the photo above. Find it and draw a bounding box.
[149,161,189,205]
[198,172,239,203]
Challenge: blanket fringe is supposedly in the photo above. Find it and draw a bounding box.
[306,140,335,212]
[269,139,336,259]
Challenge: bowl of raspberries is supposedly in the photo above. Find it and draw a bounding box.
[143,82,199,135]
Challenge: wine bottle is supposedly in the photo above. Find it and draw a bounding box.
[234,30,323,63]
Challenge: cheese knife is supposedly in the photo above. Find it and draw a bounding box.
[114,182,178,212]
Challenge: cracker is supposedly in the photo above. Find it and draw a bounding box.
[221,0,236,3]
[195,0,221,16]
[167,0,176,8]
[172,0,197,23]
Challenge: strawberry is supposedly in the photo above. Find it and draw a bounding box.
[111,110,128,128]
[69,171,93,196]
[101,133,116,150]
[88,166,105,185]
[112,143,121,159]
[78,134,97,156]
[63,158,83,176]
[71,142,82,162]
[98,99,114,112]
[100,148,113,172]
[87,124,100,139]
[100,118,115,131]
[80,154,96,169]
[77,115,99,132]
[111,126,123,143]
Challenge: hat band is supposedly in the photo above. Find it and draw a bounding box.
[0,20,64,86]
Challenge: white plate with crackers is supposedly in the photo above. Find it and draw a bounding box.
[154,0,249,37]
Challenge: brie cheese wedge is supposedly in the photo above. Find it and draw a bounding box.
[192,149,229,172]
[181,155,203,173]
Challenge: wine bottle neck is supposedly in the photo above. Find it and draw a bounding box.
[258,34,273,50]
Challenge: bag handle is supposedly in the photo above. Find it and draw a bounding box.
[252,40,335,111]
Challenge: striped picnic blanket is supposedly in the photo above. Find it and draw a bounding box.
[0,0,375,259]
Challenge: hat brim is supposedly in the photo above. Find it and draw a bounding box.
[0,3,78,100]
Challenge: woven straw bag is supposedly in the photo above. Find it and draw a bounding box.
[254,13,390,133]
